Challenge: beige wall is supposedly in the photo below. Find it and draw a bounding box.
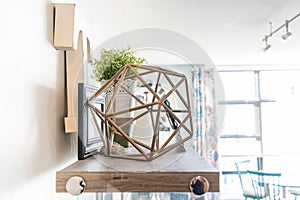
[0,0,77,199]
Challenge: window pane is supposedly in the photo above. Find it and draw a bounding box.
[220,71,255,100]
[263,155,300,173]
[260,70,300,101]
[219,138,261,156]
[220,156,258,198]
[220,156,258,171]
[260,70,300,155]
[221,104,256,136]
[261,102,300,155]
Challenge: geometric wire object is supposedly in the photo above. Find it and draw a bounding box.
[88,64,194,161]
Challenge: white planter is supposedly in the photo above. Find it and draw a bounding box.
[102,79,136,147]
[105,79,136,118]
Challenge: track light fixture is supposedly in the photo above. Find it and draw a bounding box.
[281,20,292,41]
[262,12,300,51]
[262,36,271,52]
[262,22,273,51]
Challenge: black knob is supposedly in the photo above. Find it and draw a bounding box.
[189,176,209,198]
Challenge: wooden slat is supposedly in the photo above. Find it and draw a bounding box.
[56,171,219,193]
[53,4,76,50]
[56,150,219,193]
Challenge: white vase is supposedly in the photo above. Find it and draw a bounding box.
[102,79,136,147]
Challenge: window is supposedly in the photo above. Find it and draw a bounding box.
[218,68,300,195]
[219,71,265,163]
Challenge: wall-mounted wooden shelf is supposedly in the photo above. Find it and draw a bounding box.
[56,150,219,193]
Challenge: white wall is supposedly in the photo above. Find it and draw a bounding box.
[0,1,299,199]
[0,0,77,199]
[78,0,300,66]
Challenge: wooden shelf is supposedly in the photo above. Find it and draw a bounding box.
[56,150,219,193]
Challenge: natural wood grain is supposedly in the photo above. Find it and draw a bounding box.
[53,3,76,50]
[64,31,84,133]
[57,171,219,193]
[56,150,219,193]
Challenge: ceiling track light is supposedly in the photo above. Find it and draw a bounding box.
[262,12,300,51]
[262,35,271,52]
[262,23,273,51]
[282,20,292,41]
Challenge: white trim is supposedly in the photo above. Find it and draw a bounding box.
[216,64,300,71]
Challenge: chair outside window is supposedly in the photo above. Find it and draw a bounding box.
[235,160,282,199]
[288,188,300,199]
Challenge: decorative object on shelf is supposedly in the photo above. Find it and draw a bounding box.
[53,3,78,50]
[88,64,194,161]
[78,83,106,160]
[92,47,147,82]
[92,47,147,146]
[52,3,94,133]
[63,31,85,133]
[100,142,125,155]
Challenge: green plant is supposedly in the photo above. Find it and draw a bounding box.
[92,47,146,81]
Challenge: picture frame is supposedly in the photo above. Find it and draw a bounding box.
[78,83,106,160]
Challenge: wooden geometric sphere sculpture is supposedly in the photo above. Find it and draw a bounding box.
[88,64,194,161]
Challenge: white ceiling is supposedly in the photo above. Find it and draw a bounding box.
[74,0,300,66]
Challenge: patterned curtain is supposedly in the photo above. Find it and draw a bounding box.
[193,66,219,168]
